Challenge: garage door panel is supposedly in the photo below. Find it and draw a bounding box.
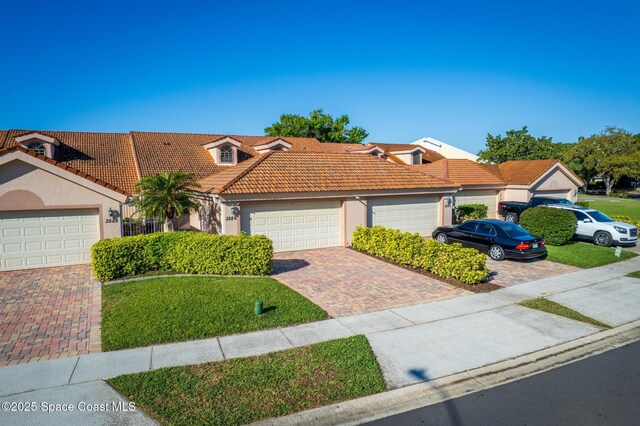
[368,197,440,236]
[0,209,100,271]
[241,202,342,252]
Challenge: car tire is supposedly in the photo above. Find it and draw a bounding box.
[505,213,518,223]
[435,233,448,244]
[593,231,613,247]
[488,245,506,261]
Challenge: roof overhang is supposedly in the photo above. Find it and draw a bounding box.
[350,146,385,155]
[14,132,60,146]
[218,187,460,202]
[388,146,426,155]
[0,148,129,202]
[529,162,584,188]
[202,136,242,150]
[252,139,293,152]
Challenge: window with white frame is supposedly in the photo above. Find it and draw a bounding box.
[27,142,47,156]
[220,145,233,163]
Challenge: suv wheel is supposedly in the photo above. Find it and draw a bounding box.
[593,231,613,247]
[489,245,505,261]
[505,213,518,223]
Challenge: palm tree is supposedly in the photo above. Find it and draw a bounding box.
[132,171,202,232]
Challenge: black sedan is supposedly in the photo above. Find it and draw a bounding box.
[431,220,546,261]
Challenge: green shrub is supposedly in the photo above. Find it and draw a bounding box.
[575,200,590,208]
[454,203,488,223]
[92,232,272,281]
[166,233,273,276]
[352,226,489,285]
[611,214,640,228]
[519,207,576,246]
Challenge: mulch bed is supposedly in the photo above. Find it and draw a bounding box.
[351,248,503,293]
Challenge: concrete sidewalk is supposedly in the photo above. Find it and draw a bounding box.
[1,256,639,424]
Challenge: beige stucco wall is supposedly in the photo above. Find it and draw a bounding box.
[343,198,367,246]
[502,187,530,202]
[0,159,125,238]
[531,170,577,201]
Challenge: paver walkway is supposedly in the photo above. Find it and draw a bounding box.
[1,255,639,399]
[272,247,469,316]
[486,257,578,287]
[0,265,101,366]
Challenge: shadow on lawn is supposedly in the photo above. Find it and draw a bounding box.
[270,259,311,274]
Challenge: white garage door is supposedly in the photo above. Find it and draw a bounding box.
[241,202,341,252]
[455,190,500,219]
[368,196,440,236]
[0,209,100,271]
[532,190,571,199]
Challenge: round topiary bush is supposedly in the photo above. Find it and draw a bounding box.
[519,206,577,246]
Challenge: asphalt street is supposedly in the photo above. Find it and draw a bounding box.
[368,341,640,426]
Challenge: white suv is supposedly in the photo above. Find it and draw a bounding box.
[549,205,638,247]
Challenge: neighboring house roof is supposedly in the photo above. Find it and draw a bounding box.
[412,137,479,161]
[0,145,130,195]
[497,159,565,185]
[207,152,457,195]
[416,159,504,186]
[1,129,139,193]
[418,158,584,187]
[365,142,444,163]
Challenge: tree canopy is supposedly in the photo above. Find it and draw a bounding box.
[478,126,564,163]
[132,171,202,231]
[565,126,640,194]
[265,109,368,144]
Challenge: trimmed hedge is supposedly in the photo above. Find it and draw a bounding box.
[454,203,488,223]
[91,232,272,282]
[519,207,576,246]
[611,214,640,228]
[352,226,489,285]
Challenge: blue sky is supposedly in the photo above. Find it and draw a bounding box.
[1,1,638,154]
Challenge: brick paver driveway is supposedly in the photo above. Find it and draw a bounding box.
[486,258,578,287]
[272,247,469,317]
[0,265,101,366]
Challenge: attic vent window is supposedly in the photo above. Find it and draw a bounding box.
[27,142,46,156]
[220,145,233,163]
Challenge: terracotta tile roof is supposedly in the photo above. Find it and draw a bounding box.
[416,159,505,186]
[366,143,422,152]
[0,145,129,195]
[498,159,561,185]
[196,154,267,193]
[215,152,458,195]
[422,149,445,163]
[2,130,139,193]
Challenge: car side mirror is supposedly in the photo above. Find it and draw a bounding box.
[582,219,592,223]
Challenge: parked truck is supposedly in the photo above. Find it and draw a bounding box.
[497,196,574,223]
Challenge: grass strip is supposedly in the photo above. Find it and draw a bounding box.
[108,335,386,426]
[519,297,611,329]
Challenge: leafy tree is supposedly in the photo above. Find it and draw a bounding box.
[478,126,559,163]
[565,126,640,195]
[265,109,368,144]
[132,171,202,231]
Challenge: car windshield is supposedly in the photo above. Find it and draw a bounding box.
[496,222,530,237]
[588,210,613,223]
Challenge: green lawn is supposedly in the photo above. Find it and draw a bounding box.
[519,298,611,328]
[579,196,640,221]
[102,276,328,351]
[108,336,385,426]
[628,271,640,279]
[545,242,637,268]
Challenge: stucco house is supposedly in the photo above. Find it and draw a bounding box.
[417,158,584,218]
[0,129,582,270]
